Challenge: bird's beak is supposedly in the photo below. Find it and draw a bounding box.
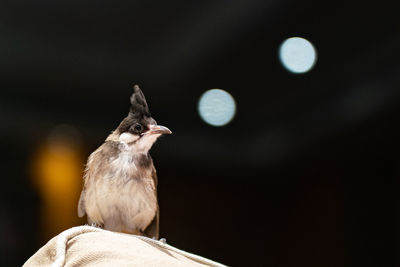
[148,125,172,135]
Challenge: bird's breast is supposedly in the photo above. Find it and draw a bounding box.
[86,151,157,229]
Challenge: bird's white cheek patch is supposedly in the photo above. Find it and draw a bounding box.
[119,132,139,144]
[137,134,160,153]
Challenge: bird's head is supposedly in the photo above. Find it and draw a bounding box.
[114,85,171,153]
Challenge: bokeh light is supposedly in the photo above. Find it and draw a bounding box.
[32,124,84,240]
[198,89,236,126]
[279,37,317,73]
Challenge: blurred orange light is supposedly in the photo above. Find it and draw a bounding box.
[32,129,84,240]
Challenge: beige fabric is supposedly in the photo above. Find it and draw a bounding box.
[23,226,227,267]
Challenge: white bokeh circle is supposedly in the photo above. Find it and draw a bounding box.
[198,89,236,127]
[279,37,317,73]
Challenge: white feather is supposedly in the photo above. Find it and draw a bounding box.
[119,132,139,143]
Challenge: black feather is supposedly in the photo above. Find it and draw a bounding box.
[116,85,153,134]
[130,85,151,117]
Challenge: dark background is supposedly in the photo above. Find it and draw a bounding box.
[0,1,398,266]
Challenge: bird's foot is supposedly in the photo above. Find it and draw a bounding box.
[89,222,104,229]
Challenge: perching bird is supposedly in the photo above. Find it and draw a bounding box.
[78,85,171,239]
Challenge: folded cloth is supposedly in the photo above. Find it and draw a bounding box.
[23,226,227,267]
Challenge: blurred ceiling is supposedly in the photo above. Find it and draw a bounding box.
[1,0,399,167]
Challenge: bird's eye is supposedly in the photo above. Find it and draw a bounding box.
[134,123,143,132]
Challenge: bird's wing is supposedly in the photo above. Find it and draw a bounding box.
[77,190,86,217]
[144,168,159,239]
[77,147,101,218]
[78,143,118,224]
[144,206,159,239]
[77,161,91,218]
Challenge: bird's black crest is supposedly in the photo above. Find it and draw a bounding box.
[130,85,151,117]
[116,85,153,134]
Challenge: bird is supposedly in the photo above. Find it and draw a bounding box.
[77,85,171,239]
